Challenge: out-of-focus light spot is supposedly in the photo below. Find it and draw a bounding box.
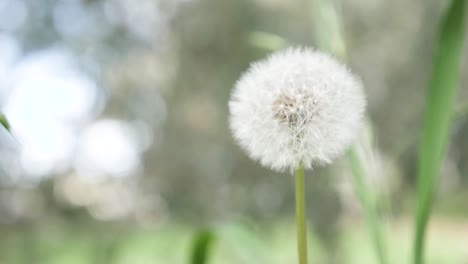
[0,125,20,180]
[0,0,28,32]
[0,34,21,103]
[104,0,166,43]
[4,49,98,178]
[53,1,112,40]
[0,34,20,66]
[20,122,75,175]
[131,120,154,152]
[9,51,97,122]
[54,174,135,221]
[75,119,141,180]
[88,182,134,221]
[55,174,97,207]
[53,2,90,38]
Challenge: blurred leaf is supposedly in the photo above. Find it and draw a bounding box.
[413,0,466,263]
[309,0,389,262]
[0,113,10,131]
[348,147,388,264]
[247,31,288,51]
[190,229,216,264]
[309,0,347,59]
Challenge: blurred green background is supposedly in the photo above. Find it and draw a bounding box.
[0,0,467,263]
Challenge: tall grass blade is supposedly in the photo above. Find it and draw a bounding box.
[348,148,388,264]
[413,1,466,263]
[309,0,388,262]
[247,31,288,51]
[190,229,216,264]
[0,113,10,131]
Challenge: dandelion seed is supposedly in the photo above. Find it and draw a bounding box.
[229,47,366,172]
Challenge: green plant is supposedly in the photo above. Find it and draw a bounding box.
[309,0,389,262]
[413,0,466,263]
[0,113,10,131]
[190,229,216,264]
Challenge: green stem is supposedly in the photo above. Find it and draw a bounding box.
[349,149,387,264]
[295,164,308,264]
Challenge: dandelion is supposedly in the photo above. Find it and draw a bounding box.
[229,47,366,264]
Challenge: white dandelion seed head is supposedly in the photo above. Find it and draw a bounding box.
[229,47,366,172]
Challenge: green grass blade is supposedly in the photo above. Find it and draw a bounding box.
[413,1,466,263]
[309,0,388,262]
[348,148,388,264]
[190,229,216,264]
[247,31,288,51]
[309,0,347,60]
[0,113,10,131]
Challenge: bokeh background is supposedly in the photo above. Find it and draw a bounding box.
[0,0,467,263]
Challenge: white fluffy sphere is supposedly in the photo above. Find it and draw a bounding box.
[229,47,366,172]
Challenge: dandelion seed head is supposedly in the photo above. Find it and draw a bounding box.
[229,47,366,172]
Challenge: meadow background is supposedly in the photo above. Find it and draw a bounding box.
[0,0,468,263]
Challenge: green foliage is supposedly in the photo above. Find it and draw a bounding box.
[308,0,389,262]
[247,31,288,51]
[190,229,216,264]
[413,0,466,263]
[348,148,388,264]
[0,113,10,131]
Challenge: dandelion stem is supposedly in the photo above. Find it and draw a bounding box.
[295,163,308,264]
